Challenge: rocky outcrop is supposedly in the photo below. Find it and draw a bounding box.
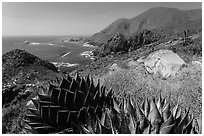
[144,49,186,78]
[93,30,161,57]
[3,49,58,83]
[2,49,59,108]
[2,49,61,134]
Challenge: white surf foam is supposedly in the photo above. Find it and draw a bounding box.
[52,62,79,68]
[83,42,95,47]
[80,50,96,60]
[30,42,40,45]
[61,52,71,58]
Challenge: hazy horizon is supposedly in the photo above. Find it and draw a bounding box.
[2,2,202,36]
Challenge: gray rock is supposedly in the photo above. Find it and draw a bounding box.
[144,49,186,78]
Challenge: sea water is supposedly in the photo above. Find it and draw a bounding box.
[2,36,95,72]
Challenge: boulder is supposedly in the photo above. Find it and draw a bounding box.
[144,49,186,78]
[109,63,122,72]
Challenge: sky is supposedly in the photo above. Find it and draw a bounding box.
[2,2,202,36]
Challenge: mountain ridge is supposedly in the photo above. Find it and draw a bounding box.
[90,7,202,44]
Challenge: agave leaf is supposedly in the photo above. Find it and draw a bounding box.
[69,79,78,93]
[111,111,121,132]
[192,117,201,134]
[31,98,39,110]
[87,106,96,117]
[57,110,70,129]
[68,74,73,82]
[89,80,97,96]
[100,108,111,129]
[196,116,202,134]
[41,105,51,125]
[38,93,50,101]
[95,104,104,119]
[80,125,92,134]
[143,124,151,134]
[95,116,102,134]
[74,89,85,110]
[101,124,112,134]
[162,103,171,121]
[39,100,55,106]
[160,113,174,129]
[100,110,106,126]
[27,107,39,116]
[119,115,131,134]
[182,116,193,134]
[35,126,57,134]
[160,122,175,134]
[175,108,190,133]
[127,98,136,117]
[139,117,149,132]
[58,128,74,134]
[190,127,197,134]
[85,75,91,88]
[156,92,163,111]
[75,74,81,83]
[71,122,82,134]
[50,87,61,104]
[150,127,158,134]
[136,102,145,121]
[148,99,162,126]
[60,78,71,90]
[144,98,150,118]
[135,122,142,134]
[106,89,113,105]
[48,84,58,96]
[99,86,106,106]
[49,106,66,128]
[95,79,100,94]
[128,114,136,134]
[25,114,44,123]
[58,88,66,107]
[105,109,112,128]
[65,90,76,110]
[150,97,156,112]
[26,122,46,128]
[112,98,120,113]
[67,111,78,126]
[85,90,94,107]
[77,107,89,124]
[106,109,115,134]
[172,104,181,119]
[92,89,100,107]
[141,99,145,111]
[119,97,126,114]
[173,114,182,129]
[79,77,88,93]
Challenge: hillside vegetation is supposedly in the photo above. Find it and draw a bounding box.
[90,7,201,44]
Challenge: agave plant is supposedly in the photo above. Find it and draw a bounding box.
[25,74,202,134]
[78,94,202,134]
[24,74,113,133]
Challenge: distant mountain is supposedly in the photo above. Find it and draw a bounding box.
[90,7,202,44]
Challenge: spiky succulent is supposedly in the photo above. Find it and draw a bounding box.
[92,95,202,134]
[25,74,202,134]
[24,74,113,133]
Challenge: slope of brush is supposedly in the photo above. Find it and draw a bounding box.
[90,7,201,44]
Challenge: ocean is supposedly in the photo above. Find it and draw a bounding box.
[2,36,96,72]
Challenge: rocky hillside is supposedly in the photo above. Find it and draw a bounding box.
[90,7,201,44]
[3,49,58,84]
[72,32,202,119]
[2,49,62,133]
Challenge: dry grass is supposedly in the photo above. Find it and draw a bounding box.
[100,61,202,118]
